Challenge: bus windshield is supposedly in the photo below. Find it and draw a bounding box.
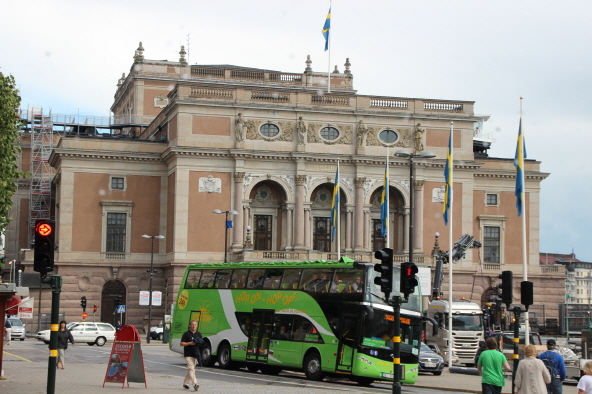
[366,266,422,312]
[362,308,420,355]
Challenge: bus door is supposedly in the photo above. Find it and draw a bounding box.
[246,309,274,363]
[336,314,358,373]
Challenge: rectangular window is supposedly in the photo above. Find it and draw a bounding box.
[106,213,126,252]
[486,194,498,205]
[484,226,500,263]
[111,177,125,190]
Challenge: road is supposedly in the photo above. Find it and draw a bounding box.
[4,339,472,394]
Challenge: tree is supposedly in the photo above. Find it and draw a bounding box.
[0,71,26,236]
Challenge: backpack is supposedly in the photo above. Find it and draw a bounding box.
[542,351,557,380]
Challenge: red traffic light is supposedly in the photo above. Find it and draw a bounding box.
[36,221,53,236]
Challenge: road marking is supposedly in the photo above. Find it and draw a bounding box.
[3,351,33,362]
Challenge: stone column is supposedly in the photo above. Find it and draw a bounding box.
[345,209,353,251]
[354,177,365,250]
[243,205,250,230]
[304,208,311,250]
[232,172,245,248]
[413,180,424,253]
[363,210,369,250]
[403,207,410,253]
[286,207,293,251]
[294,175,306,250]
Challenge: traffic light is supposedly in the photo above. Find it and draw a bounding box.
[498,270,513,308]
[374,248,394,297]
[521,281,534,311]
[34,219,55,276]
[114,295,122,309]
[80,296,87,311]
[400,262,419,299]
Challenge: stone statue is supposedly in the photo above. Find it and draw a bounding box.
[235,113,245,142]
[297,116,306,145]
[414,123,425,152]
[357,120,368,147]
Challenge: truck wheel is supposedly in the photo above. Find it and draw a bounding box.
[157,333,163,341]
[303,352,324,381]
[217,343,233,369]
[201,341,215,367]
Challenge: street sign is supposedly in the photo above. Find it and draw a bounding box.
[82,312,88,318]
[117,305,126,313]
[93,304,98,313]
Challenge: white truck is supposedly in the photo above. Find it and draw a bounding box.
[425,299,484,366]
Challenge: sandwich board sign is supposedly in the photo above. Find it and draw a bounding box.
[103,324,147,388]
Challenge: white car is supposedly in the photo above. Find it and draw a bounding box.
[36,322,116,346]
[8,317,26,341]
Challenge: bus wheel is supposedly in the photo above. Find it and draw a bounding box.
[354,377,374,386]
[261,366,282,375]
[201,342,215,367]
[246,363,260,373]
[217,343,233,369]
[303,352,324,381]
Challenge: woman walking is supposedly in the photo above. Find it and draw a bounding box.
[514,344,551,394]
[56,321,75,369]
[577,361,592,394]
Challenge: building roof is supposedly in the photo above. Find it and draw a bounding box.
[539,252,580,265]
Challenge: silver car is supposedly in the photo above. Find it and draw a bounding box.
[36,322,116,346]
[8,317,26,341]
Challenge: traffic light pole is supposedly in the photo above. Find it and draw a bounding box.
[43,275,62,394]
[392,295,402,394]
[511,306,523,393]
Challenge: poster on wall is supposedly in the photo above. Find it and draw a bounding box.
[139,291,162,306]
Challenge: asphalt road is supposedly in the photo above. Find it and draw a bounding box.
[7,339,469,394]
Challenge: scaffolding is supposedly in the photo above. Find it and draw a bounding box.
[28,105,54,246]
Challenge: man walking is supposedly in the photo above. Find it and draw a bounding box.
[4,315,12,345]
[539,339,566,394]
[477,337,511,394]
[180,320,202,392]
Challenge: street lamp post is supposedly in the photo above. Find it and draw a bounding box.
[141,234,165,343]
[394,150,436,264]
[212,209,239,263]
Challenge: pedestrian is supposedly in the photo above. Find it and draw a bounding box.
[477,337,511,394]
[514,344,551,394]
[4,314,12,345]
[576,360,592,394]
[115,320,123,331]
[501,312,507,331]
[538,339,566,394]
[56,320,75,369]
[180,320,202,392]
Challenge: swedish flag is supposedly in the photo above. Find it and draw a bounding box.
[514,118,527,216]
[322,7,331,51]
[380,162,389,237]
[330,165,339,241]
[443,128,452,226]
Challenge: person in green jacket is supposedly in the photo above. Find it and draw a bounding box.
[477,337,511,394]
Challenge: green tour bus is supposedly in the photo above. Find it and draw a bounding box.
[171,257,428,386]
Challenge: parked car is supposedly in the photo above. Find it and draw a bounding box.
[150,324,163,340]
[419,342,444,375]
[8,317,26,341]
[36,322,116,346]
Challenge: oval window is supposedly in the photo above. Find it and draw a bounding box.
[379,129,398,144]
[260,123,280,137]
[320,127,339,140]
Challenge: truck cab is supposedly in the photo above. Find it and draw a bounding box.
[426,299,484,365]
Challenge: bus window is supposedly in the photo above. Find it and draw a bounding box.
[334,269,364,293]
[273,315,293,340]
[199,270,216,288]
[293,316,323,343]
[236,312,252,335]
[263,268,283,290]
[230,269,249,289]
[215,270,232,289]
[281,269,302,289]
[301,269,334,292]
[184,270,202,289]
[247,269,265,289]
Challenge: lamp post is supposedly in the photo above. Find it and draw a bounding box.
[141,234,165,343]
[212,209,239,263]
[394,150,436,264]
[8,260,16,283]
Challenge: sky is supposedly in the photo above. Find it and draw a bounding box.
[1,0,591,262]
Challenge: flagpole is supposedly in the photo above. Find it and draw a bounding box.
[327,0,332,93]
[386,148,389,248]
[520,97,530,345]
[337,159,340,260]
[447,122,454,369]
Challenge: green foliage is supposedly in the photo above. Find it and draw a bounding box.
[0,72,25,234]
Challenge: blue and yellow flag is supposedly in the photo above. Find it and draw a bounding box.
[380,162,389,237]
[330,164,339,241]
[443,127,453,226]
[514,118,527,216]
[322,7,331,51]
